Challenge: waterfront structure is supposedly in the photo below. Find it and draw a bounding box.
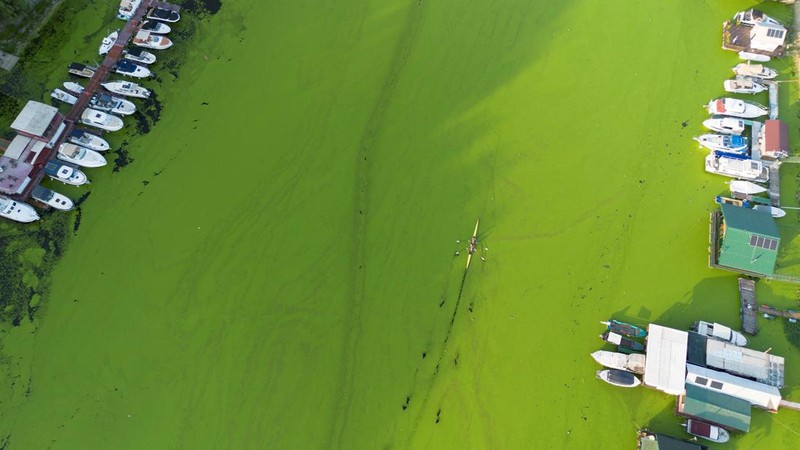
[637,429,708,450]
[711,203,779,276]
[643,325,687,395]
[705,339,784,387]
[686,364,781,411]
[723,9,788,57]
[10,101,65,148]
[677,384,752,432]
[759,119,789,159]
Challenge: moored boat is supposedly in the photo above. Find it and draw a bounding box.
[595,369,641,388]
[0,195,39,223]
[733,62,777,80]
[147,7,180,23]
[705,154,768,182]
[30,185,74,211]
[602,319,647,338]
[694,134,748,154]
[739,51,771,62]
[99,30,119,55]
[81,108,124,132]
[706,98,767,118]
[703,117,745,135]
[683,419,730,444]
[115,59,151,78]
[124,47,156,65]
[590,350,646,375]
[69,129,110,152]
[43,161,89,186]
[118,0,142,21]
[57,143,108,168]
[90,93,137,115]
[102,80,151,98]
[141,20,171,34]
[63,81,84,94]
[724,76,767,94]
[133,30,173,50]
[600,331,645,353]
[691,321,748,346]
[68,63,96,78]
[51,88,77,105]
[753,204,787,218]
[730,180,767,195]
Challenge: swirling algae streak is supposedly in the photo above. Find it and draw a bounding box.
[328,1,429,447]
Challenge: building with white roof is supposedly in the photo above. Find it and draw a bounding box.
[643,324,688,395]
[686,364,781,411]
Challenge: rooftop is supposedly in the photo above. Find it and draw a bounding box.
[10,101,59,137]
[705,339,784,387]
[643,324,687,395]
[678,384,751,432]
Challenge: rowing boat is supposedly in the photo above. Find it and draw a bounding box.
[465,219,479,269]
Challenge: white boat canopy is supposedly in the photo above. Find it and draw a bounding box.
[643,324,688,395]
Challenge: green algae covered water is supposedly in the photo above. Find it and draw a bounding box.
[2,0,800,448]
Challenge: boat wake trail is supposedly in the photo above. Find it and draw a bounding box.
[442,270,469,349]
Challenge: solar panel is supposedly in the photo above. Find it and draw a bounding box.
[749,234,778,251]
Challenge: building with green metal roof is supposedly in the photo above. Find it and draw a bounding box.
[714,203,780,276]
[677,384,752,432]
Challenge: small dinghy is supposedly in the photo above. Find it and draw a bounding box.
[90,93,137,115]
[730,180,767,195]
[102,80,151,98]
[133,30,173,50]
[683,419,730,444]
[694,134,748,154]
[703,117,746,135]
[733,62,777,80]
[739,51,771,63]
[57,143,107,168]
[724,76,767,94]
[81,108,124,132]
[600,331,645,353]
[147,7,180,23]
[602,319,647,338]
[69,129,110,152]
[99,30,118,55]
[692,321,748,346]
[706,97,768,118]
[124,47,156,65]
[753,204,787,218]
[30,185,74,211]
[141,20,171,34]
[44,161,89,186]
[68,63,96,78]
[705,154,768,182]
[51,88,77,105]
[115,59,151,78]
[590,350,646,375]
[595,369,641,388]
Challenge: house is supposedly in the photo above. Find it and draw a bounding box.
[677,384,752,432]
[760,119,789,159]
[713,203,780,277]
[723,9,787,57]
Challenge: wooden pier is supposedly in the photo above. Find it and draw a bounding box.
[767,160,781,207]
[767,81,779,120]
[739,278,759,335]
[759,304,800,321]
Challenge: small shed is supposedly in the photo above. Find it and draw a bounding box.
[677,384,752,432]
[686,364,781,411]
[717,203,779,276]
[761,119,789,159]
[643,324,687,395]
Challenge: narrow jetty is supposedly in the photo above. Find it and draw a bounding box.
[759,304,800,321]
[739,278,758,335]
[767,161,781,206]
[780,399,800,411]
[768,81,779,119]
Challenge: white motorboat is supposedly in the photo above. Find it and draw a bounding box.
[90,93,137,115]
[69,129,110,152]
[705,154,768,182]
[703,117,745,135]
[595,369,641,388]
[81,108,124,132]
[683,419,730,444]
[30,185,74,211]
[141,20,171,34]
[68,63,96,78]
[694,134,748,154]
[724,76,767,94]
[115,59,151,78]
[733,62,778,80]
[739,51,771,62]
[51,88,77,105]
[44,161,89,186]
[692,321,748,346]
[63,81,84,94]
[733,9,783,27]
[57,143,108,168]
[133,30,173,50]
[99,30,119,55]
[706,98,767,118]
[102,80,151,98]
[124,47,156,65]
[590,350,645,375]
[730,180,767,195]
[0,195,39,223]
[753,204,787,218]
[147,7,180,23]
[118,0,141,21]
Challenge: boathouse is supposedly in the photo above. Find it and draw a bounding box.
[713,203,779,277]
[760,119,789,159]
[10,101,65,150]
[677,384,752,432]
[723,9,787,57]
[686,364,781,411]
[643,325,687,395]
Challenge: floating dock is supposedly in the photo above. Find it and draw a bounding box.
[739,278,759,335]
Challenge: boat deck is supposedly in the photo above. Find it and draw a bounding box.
[738,278,758,335]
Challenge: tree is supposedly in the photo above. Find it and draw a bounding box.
[0,0,27,19]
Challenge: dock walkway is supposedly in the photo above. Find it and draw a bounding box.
[768,81,779,120]
[738,278,759,335]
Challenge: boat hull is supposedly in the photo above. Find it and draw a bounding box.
[685,419,731,444]
[603,319,647,338]
[595,369,641,388]
[102,81,151,98]
[730,180,767,195]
